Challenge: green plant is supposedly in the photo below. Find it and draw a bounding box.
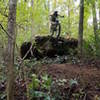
[28,74,53,100]
[50,78,68,100]
[72,89,85,100]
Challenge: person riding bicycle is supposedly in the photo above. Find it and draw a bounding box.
[50,11,64,38]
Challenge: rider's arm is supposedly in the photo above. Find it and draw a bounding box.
[58,14,64,18]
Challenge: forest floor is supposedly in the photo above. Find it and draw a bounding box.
[0,56,100,99]
[1,36,100,99]
[42,64,100,86]
[42,63,100,86]
[39,62,100,99]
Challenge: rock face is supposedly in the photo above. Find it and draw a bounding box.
[20,36,78,59]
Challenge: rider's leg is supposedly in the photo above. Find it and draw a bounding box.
[51,30,54,37]
[50,23,55,37]
[56,23,61,39]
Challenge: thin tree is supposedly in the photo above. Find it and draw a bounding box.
[99,9,100,29]
[6,0,17,100]
[78,0,84,57]
[31,0,34,39]
[68,0,71,35]
[92,1,100,57]
[99,1,100,29]
[92,2,98,38]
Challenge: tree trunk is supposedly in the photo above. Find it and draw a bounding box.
[99,7,100,30]
[92,3,98,39]
[31,0,34,40]
[92,2,100,57]
[78,0,84,57]
[68,0,71,35]
[98,1,100,29]
[6,0,17,100]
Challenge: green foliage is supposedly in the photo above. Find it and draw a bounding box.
[28,73,70,100]
[30,74,40,89]
[0,0,100,57]
[72,89,85,100]
[28,74,52,99]
[41,74,52,90]
[0,0,100,99]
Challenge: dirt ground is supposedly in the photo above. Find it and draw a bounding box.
[1,59,100,100]
[42,64,100,85]
[40,63,100,98]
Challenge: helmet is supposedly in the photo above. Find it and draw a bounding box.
[54,11,58,14]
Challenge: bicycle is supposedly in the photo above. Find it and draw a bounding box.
[50,20,61,39]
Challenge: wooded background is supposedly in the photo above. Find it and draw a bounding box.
[0,0,100,100]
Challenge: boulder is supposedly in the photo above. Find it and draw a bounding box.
[20,36,78,59]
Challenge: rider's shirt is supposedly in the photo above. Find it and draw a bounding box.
[50,13,59,23]
[50,15,56,22]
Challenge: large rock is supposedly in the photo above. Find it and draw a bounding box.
[20,36,78,59]
[20,42,43,59]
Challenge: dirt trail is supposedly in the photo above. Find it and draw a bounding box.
[42,63,100,87]
[40,63,100,98]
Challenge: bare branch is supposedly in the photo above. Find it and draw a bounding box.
[18,43,33,67]
[0,23,13,39]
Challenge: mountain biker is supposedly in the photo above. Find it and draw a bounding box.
[49,11,64,38]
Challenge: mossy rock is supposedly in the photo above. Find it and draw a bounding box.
[20,36,78,59]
